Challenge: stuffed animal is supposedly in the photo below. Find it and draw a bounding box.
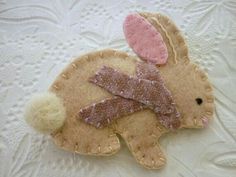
[25,12,214,169]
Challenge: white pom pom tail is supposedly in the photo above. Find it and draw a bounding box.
[25,92,66,134]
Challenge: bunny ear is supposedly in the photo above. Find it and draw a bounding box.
[123,14,168,65]
[139,12,189,65]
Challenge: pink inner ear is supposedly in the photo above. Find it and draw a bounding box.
[123,14,168,64]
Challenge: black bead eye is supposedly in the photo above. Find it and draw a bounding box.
[195,98,203,105]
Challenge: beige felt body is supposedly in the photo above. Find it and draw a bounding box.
[50,13,214,169]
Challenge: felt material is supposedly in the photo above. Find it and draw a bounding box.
[201,116,209,127]
[136,63,182,130]
[90,66,180,129]
[123,14,168,64]
[79,96,146,128]
[48,12,215,169]
[78,62,165,128]
[136,62,163,82]
[79,62,174,129]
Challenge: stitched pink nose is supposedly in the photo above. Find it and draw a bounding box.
[123,14,168,65]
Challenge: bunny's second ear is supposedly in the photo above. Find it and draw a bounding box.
[139,12,189,65]
[123,14,168,65]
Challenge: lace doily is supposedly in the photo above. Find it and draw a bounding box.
[0,0,235,176]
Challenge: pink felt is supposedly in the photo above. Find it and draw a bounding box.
[201,117,209,128]
[89,65,181,130]
[123,14,168,64]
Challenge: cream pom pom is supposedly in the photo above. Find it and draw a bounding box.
[25,92,66,134]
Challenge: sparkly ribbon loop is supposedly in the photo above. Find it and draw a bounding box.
[78,62,181,130]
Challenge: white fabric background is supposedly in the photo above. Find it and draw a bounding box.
[0,0,236,177]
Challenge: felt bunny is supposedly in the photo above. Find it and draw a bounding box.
[25,12,214,169]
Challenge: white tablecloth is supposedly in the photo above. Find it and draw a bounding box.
[0,0,235,177]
